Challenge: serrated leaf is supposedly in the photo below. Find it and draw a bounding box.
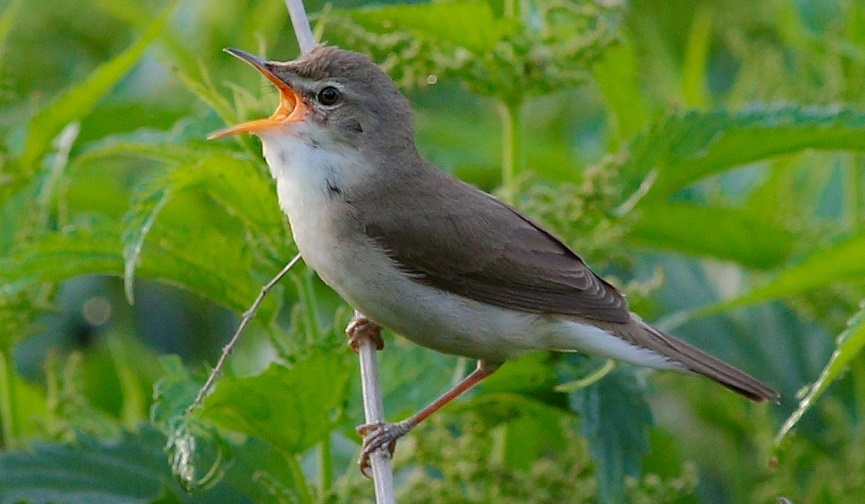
[777,304,865,442]
[338,0,508,54]
[121,152,287,303]
[626,202,798,269]
[568,366,652,504]
[150,356,204,429]
[16,0,178,174]
[0,220,278,316]
[623,107,865,201]
[201,349,351,454]
[0,426,251,504]
[691,233,865,318]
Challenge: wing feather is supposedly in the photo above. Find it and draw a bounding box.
[354,170,630,323]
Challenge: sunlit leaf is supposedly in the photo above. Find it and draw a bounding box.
[0,222,277,316]
[777,304,865,442]
[623,107,865,201]
[121,151,287,303]
[336,0,509,54]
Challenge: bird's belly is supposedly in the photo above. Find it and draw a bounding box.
[293,223,547,362]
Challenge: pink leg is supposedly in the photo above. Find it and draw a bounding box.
[357,360,500,476]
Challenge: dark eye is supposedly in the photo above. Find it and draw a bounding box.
[317,86,341,106]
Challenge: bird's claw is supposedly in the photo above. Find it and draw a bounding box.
[356,421,411,478]
[346,317,384,352]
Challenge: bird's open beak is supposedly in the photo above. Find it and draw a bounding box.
[207,48,308,140]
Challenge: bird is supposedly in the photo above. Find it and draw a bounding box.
[209,44,779,471]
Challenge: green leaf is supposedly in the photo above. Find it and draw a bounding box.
[0,0,23,82]
[777,303,865,442]
[568,365,652,504]
[0,222,277,316]
[336,0,508,54]
[623,107,865,201]
[201,349,351,454]
[121,151,287,304]
[591,35,652,145]
[16,0,178,174]
[0,426,252,504]
[625,202,798,269]
[689,233,865,318]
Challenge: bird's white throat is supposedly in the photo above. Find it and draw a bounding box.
[258,124,365,222]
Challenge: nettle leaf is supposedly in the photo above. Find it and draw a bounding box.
[15,0,178,175]
[341,0,508,54]
[623,106,865,201]
[122,151,287,304]
[0,228,125,295]
[691,233,865,318]
[566,364,652,504]
[324,0,619,99]
[777,304,865,442]
[626,202,798,269]
[0,219,276,317]
[200,348,351,454]
[0,426,252,504]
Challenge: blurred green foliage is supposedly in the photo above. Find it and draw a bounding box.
[1,0,865,502]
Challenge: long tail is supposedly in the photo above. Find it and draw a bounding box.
[619,317,780,402]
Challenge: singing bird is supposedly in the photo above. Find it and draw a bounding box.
[210,45,778,469]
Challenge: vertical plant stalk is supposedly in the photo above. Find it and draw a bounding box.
[319,434,334,496]
[282,1,395,501]
[350,311,396,504]
[0,348,18,448]
[499,101,524,205]
[284,0,315,53]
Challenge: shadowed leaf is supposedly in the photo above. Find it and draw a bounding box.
[777,304,865,442]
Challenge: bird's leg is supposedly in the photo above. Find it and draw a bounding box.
[346,312,385,351]
[356,360,501,475]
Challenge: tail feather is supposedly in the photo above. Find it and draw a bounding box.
[617,317,779,403]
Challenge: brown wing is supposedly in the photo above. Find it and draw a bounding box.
[353,169,630,324]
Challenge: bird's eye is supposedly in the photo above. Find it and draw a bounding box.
[317,86,341,106]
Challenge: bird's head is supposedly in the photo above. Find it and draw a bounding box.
[209,45,415,155]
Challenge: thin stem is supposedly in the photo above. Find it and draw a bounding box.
[847,155,865,229]
[499,101,524,205]
[351,311,395,504]
[554,359,617,393]
[284,0,315,53]
[188,254,302,412]
[0,348,17,449]
[319,435,334,498]
[282,446,315,504]
[503,0,528,19]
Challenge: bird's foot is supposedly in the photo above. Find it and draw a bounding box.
[356,420,412,477]
[346,316,385,352]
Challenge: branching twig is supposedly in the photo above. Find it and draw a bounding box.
[188,254,302,412]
